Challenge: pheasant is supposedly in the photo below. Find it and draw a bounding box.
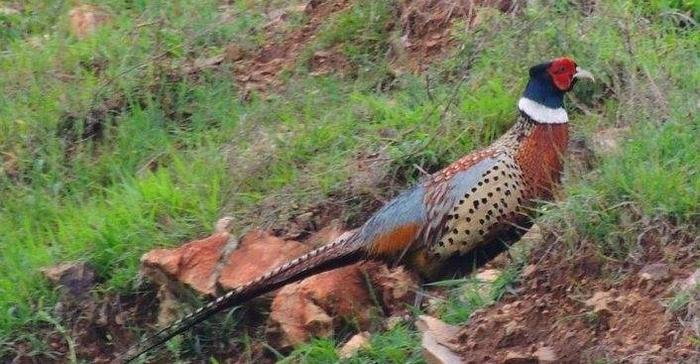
[122,57,594,362]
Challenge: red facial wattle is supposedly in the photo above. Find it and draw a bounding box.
[547,58,577,91]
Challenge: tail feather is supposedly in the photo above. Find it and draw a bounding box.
[120,233,363,363]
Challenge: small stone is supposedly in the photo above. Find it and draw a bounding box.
[421,330,463,364]
[41,261,97,297]
[385,315,405,330]
[224,45,246,62]
[639,263,670,281]
[503,351,536,364]
[339,332,370,358]
[519,224,543,244]
[370,265,418,315]
[584,290,615,315]
[416,315,460,345]
[522,264,537,278]
[503,321,521,336]
[682,269,700,290]
[475,269,501,283]
[214,216,235,233]
[534,346,557,363]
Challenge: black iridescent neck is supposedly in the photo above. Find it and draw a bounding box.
[522,63,565,109]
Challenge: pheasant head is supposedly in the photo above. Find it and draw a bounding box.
[518,57,594,124]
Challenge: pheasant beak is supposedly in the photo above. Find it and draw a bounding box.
[574,67,595,82]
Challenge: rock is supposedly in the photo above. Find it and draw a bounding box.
[184,54,225,74]
[385,315,407,330]
[155,284,181,327]
[533,346,557,363]
[421,331,463,364]
[141,231,231,296]
[224,44,247,62]
[140,223,417,349]
[519,224,543,245]
[585,290,615,315]
[473,269,501,297]
[686,301,700,336]
[591,127,630,155]
[499,321,525,347]
[218,230,309,290]
[584,290,617,330]
[41,261,97,298]
[305,223,346,248]
[68,5,111,39]
[214,216,235,233]
[367,264,419,315]
[682,269,700,291]
[680,269,700,335]
[476,269,501,283]
[416,315,460,345]
[267,263,375,349]
[422,334,463,364]
[141,228,309,295]
[639,263,670,282]
[503,351,537,364]
[483,250,510,269]
[417,315,462,364]
[522,264,537,278]
[339,331,370,358]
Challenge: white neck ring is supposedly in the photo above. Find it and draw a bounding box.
[518,97,568,124]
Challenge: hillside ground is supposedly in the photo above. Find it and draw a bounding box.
[1,0,698,363]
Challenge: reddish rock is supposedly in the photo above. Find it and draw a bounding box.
[218,230,309,290]
[141,229,310,295]
[339,331,371,358]
[140,223,419,350]
[367,264,419,315]
[639,263,670,282]
[503,351,537,364]
[267,263,377,349]
[305,223,346,248]
[417,315,462,364]
[41,261,97,297]
[141,232,230,296]
[533,346,557,363]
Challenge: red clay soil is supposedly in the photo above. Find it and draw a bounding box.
[230,0,352,94]
[454,230,700,363]
[395,0,519,72]
[227,0,520,93]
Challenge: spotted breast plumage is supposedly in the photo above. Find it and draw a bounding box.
[120,57,594,362]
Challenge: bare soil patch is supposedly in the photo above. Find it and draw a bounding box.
[454,228,700,363]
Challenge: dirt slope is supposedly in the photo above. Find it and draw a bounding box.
[455,225,700,363]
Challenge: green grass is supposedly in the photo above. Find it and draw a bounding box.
[1,0,699,361]
[281,324,422,364]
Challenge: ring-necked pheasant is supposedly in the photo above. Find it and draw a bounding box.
[122,57,594,362]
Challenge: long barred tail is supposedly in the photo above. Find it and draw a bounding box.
[120,232,364,363]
